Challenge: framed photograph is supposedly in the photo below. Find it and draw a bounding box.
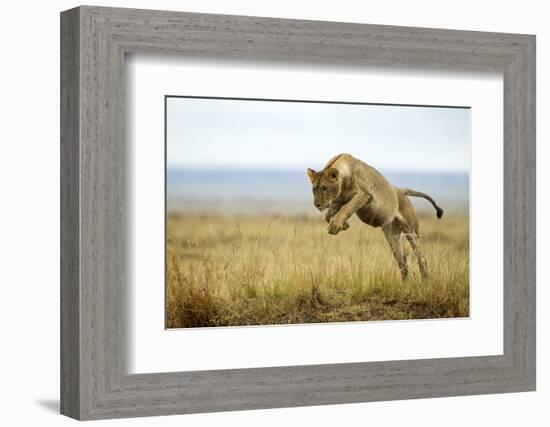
[164,96,468,330]
[60,6,536,420]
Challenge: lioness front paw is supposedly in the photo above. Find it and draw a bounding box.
[328,217,349,235]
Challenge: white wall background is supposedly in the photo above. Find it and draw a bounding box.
[0,0,545,425]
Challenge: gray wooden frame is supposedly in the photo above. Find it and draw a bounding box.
[60,5,536,420]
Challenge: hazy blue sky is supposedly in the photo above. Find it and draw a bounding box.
[166,97,470,173]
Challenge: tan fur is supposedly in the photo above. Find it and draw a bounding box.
[307,153,444,280]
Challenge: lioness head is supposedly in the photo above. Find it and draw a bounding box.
[307,167,340,211]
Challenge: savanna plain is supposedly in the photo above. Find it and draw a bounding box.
[166,212,469,328]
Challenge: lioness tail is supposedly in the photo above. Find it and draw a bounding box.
[402,188,444,219]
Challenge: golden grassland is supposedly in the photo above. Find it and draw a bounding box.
[166,213,469,328]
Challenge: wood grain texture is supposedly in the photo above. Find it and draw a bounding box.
[60,6,536,420]
[60,7,80,419]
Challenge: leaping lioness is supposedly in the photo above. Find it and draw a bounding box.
[307,153,444,281]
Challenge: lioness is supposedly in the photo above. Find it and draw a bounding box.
[307,153,444,280]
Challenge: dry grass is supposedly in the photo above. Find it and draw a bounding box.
[166,213,469,328]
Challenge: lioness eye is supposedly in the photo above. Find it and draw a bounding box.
[321,186,328,192]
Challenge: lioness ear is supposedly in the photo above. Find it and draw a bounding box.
[326,167,339,182]
[307,168,317,183]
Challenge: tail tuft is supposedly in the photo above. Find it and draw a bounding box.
[402,188,444,219]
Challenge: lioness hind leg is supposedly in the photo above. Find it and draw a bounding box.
[406,233,429,279]
[383,224,408,281]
